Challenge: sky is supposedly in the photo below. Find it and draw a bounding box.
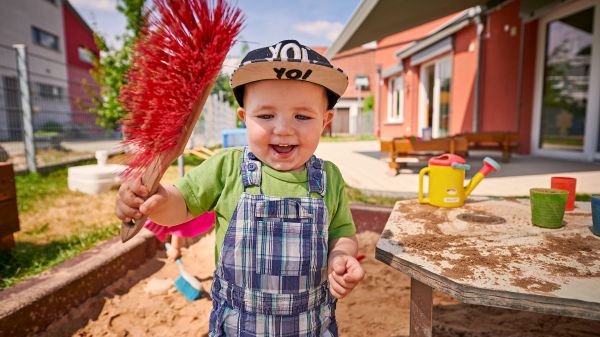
[69,0,362,61]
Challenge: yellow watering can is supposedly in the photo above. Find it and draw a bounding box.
[418,154,500,208]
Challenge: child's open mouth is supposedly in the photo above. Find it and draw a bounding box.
[271,144,296,155]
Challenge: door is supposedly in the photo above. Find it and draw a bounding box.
[3,76,23,141]
[532,0,600,160]
[331,107,350,134]
[419,55,452,138]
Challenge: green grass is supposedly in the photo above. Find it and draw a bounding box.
[505,194,595,202]
[345,185,399,206]
[0,224,119,288]
[5,165,119,288]
[320,135,377,142]
[180,153,207,167]
[575,193,594,202]
[15,168,69,213]
[542,137,583,146]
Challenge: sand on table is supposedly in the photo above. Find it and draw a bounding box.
[39,231,600,337]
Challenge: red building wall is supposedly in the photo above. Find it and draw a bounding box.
[479,0,522,133]
[450,24,478,135]
[62,2,100,129]
[517,20,539,154]
[375,14,459,139]
[330,46,377,99]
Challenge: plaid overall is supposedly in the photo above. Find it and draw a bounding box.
[209,147,338,336]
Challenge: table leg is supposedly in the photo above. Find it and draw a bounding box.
[410,278,433,337]
[0,233,15,250]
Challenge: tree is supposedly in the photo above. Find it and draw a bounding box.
[211,73,237,107]
[362,95,374,112]
[90,0,146,131]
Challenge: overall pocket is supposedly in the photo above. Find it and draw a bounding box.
[255,218,312,276]
[253,199,327,276]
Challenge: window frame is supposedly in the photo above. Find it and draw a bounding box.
[35,82,64,101]
[78,46,94,64]
[31,26,59,51]
[387,75,404,124]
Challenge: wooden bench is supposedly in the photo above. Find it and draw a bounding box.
[458,132,519,162]
[0,163,19,250]
[380,136,468,175]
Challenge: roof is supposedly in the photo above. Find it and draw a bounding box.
[62,0,96,36]
[326,0,568,58]
[326,0,489,58]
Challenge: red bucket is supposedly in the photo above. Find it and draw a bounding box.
[550,177,576,211]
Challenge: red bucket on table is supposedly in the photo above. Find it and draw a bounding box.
[550,177,576,211]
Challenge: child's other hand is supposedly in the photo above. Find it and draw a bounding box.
[115,176,167,223]
[166,245,182,262]
[327,253,365,299]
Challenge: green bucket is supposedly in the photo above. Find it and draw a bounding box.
[530,188,568,229]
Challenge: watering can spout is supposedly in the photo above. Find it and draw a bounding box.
[464,157,501,197]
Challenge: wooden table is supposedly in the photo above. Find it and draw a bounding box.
[376,198,600,337]
[380,137,469,175]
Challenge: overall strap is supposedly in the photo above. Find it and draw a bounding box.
[306,155,326,197]
[240,147,262,190]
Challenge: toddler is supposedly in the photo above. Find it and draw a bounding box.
[116,40,364,336]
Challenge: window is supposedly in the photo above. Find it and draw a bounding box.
[36,83,64,100]
[78,46,94,64]
[387,76,404,123]
[354,75,369,90]
[32,26,59,51]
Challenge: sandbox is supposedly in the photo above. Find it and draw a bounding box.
[2,204,600,337]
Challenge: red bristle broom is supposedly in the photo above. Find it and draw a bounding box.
[119,0,243,242]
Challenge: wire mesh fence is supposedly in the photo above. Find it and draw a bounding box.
[190,92,237,148]
[0,43,114,171]
[357,111,374,135]
[0,44,239,172]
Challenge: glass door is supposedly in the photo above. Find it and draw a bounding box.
[434,56,452,138]
[538,5,596,153]
[419,55,452,138]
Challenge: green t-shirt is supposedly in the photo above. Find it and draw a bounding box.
[174,148,356,263]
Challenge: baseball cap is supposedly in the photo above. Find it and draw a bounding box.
[230,39,348,110]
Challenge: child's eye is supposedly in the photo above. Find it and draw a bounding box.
[295,115,312,121]
[257,114,274,120]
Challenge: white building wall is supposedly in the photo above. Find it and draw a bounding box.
[0,0,69,140]
[0,0,67,75]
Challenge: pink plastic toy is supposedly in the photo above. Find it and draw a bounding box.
[144,212,215,242]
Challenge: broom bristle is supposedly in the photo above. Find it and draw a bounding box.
[119,0,243,177]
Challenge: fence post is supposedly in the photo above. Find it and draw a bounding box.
[13,44,37,173]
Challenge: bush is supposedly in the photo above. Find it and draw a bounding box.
[39,120,64,134]
[0,145,8,162]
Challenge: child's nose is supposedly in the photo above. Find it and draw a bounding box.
[273,120,294,136]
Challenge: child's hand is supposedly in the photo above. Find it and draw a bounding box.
[327,253,365,299]
[167,235,184,262]
[115,176,167,223]
[166,245,182,262]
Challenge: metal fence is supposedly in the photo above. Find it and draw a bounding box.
[190,92,237,148]
[0,44,238,172]
[356,111,374,135]
[0,43,112,172]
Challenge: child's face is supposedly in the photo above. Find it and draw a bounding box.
[238,80,333,172]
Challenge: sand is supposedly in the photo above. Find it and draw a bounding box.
[39,231,600,337]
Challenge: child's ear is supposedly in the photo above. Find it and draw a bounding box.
[323,109,333,128]
[236,107,246,122]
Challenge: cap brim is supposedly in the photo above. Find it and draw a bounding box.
[231,60,348,97]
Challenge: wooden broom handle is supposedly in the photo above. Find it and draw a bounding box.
[120,80,216,243]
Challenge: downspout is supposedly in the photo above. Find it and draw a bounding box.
[515,19,526,134]
[473,14,484,133]
[375,64,382,137]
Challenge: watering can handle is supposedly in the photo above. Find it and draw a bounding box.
[418,167,430,204]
